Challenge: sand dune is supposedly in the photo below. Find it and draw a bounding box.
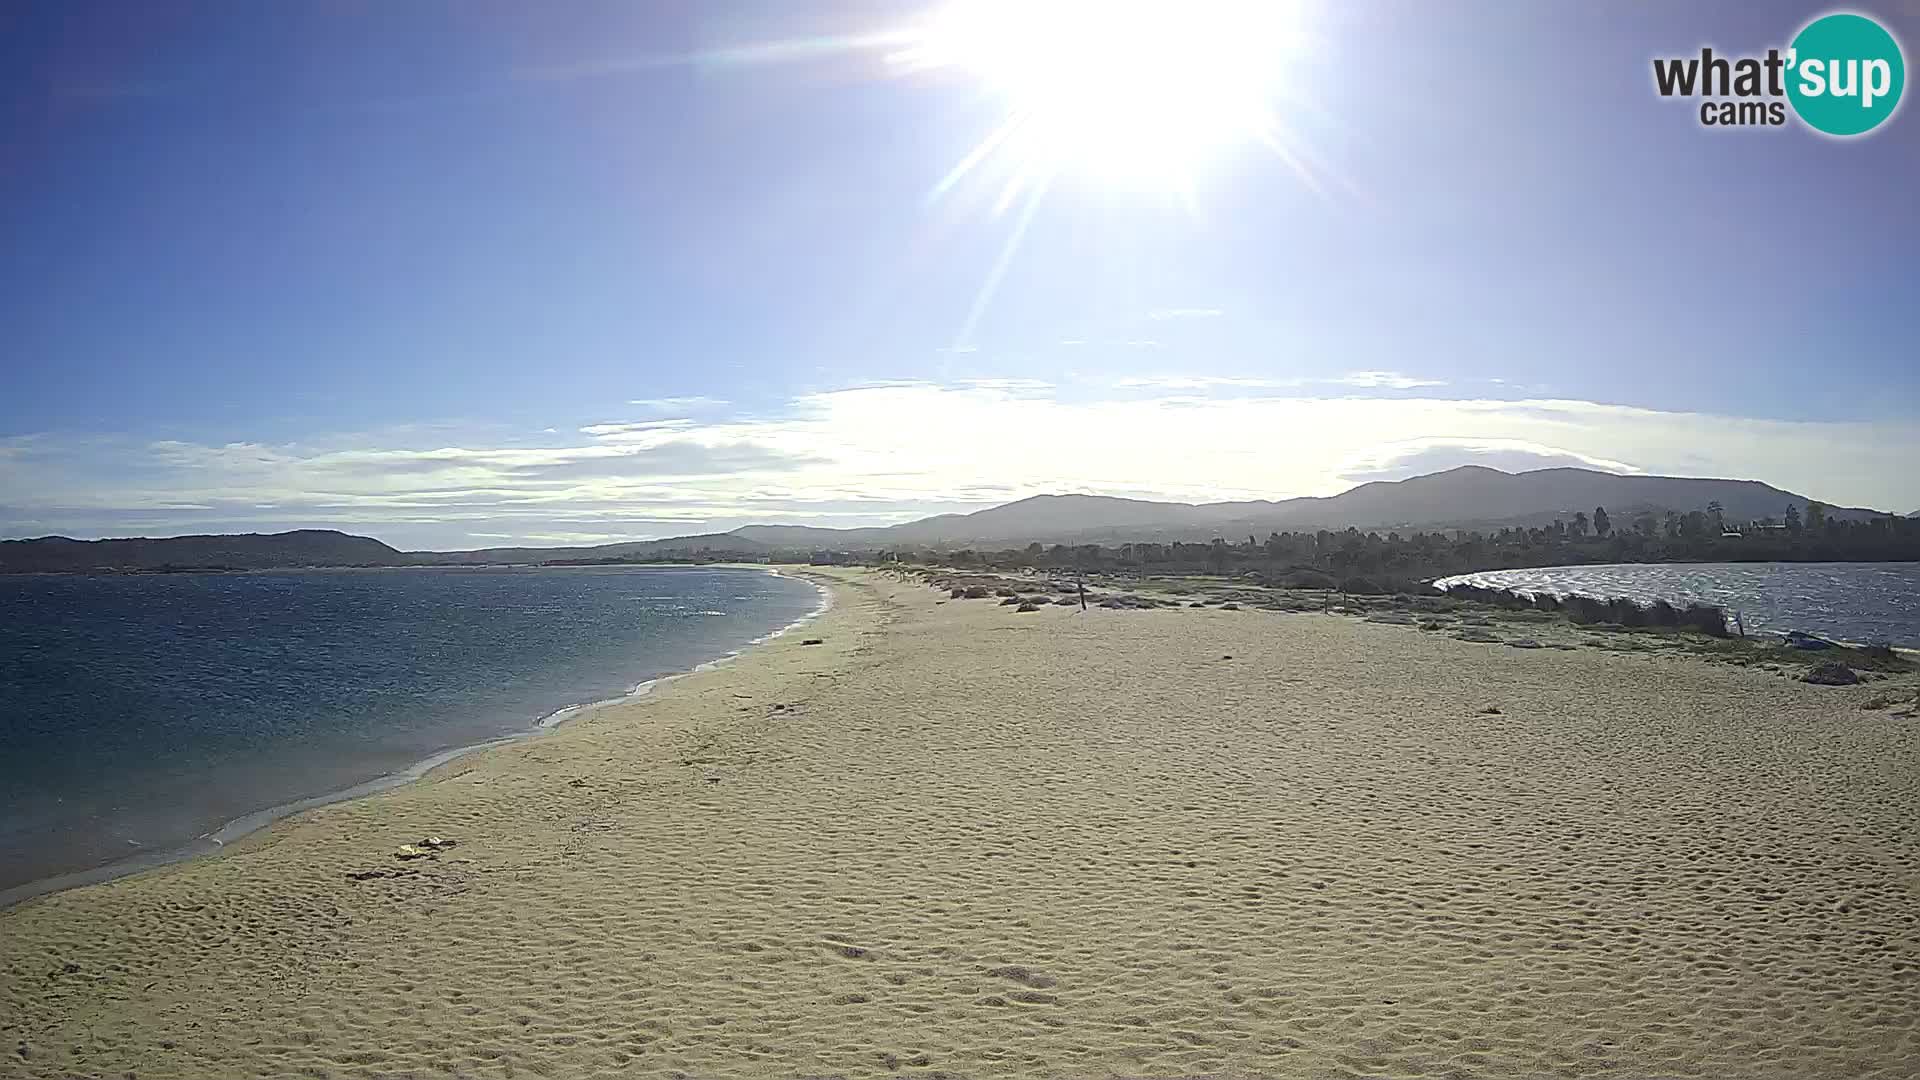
[4,568,1918,1079]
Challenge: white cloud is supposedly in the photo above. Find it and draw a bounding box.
[1329,370,1446,389]
[625,396,730,411]
[954,377,1053,393]
[1147,307,1225,320]
[1116,375,1292,390]
[1117,370,1445,391]
[580,419,698,437]
[1339,437,1644,480]
[4,382,1915,547]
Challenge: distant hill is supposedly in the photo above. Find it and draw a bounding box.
[0,530,407,573]
[412,532,770,565]
[1180,466,1881,541]
[733,466,1880,548]
[725,497,1185,549]
[4,467,1891,572]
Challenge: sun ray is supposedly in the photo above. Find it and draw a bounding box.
[846,3,1334,343]
[957,165,1054,348]
[1258,126,1327,200]
[928,109,1030,204]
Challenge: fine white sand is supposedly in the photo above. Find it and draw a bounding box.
[3,567,1917,1079]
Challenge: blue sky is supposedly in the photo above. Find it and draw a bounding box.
[4,1,1917,548]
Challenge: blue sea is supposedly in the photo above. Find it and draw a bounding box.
[0,565,823,905]
[1435,562,1920,647]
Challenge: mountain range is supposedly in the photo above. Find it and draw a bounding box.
[0,466,1886,572]
[717,465,1879,550]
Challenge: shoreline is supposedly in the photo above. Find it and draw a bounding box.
[6,567,1915,1079]
[536,565,833,730]
[0,565,832,912]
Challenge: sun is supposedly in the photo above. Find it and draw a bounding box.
[890,0,1316,196]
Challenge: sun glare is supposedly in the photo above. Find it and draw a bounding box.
[893,0,1313,195]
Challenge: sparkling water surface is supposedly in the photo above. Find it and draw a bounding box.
[1435,562,1920,647]
[0,565,821,902]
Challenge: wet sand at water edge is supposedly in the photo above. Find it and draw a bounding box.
[3,567,1918,1079]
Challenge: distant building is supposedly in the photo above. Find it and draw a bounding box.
[809,550,854,566]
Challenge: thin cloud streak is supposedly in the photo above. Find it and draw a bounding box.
[1333,371,1446,389]
[625,397,730,411]
[1117,370,1444,391]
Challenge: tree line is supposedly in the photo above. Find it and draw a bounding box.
[877,500,1920,593]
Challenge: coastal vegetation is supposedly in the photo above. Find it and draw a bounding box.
[879,500,1920,595]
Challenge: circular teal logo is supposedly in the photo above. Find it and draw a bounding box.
[1787,13,1905,136]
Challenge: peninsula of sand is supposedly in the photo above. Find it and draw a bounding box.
[4,567,1917,1079]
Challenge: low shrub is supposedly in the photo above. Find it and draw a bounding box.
[1680,604,1729,637]
[1565,595,1610,624]
[1802,660,1859,685]
[1610,598,1647,627]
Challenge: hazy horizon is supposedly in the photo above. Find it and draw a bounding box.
[5,2,1917,548]
[6,461,1904,552]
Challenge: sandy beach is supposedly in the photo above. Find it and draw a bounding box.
[3,567,1917,1079]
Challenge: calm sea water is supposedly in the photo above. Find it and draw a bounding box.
[1435,562,1920,647]
[0,565,822,904]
